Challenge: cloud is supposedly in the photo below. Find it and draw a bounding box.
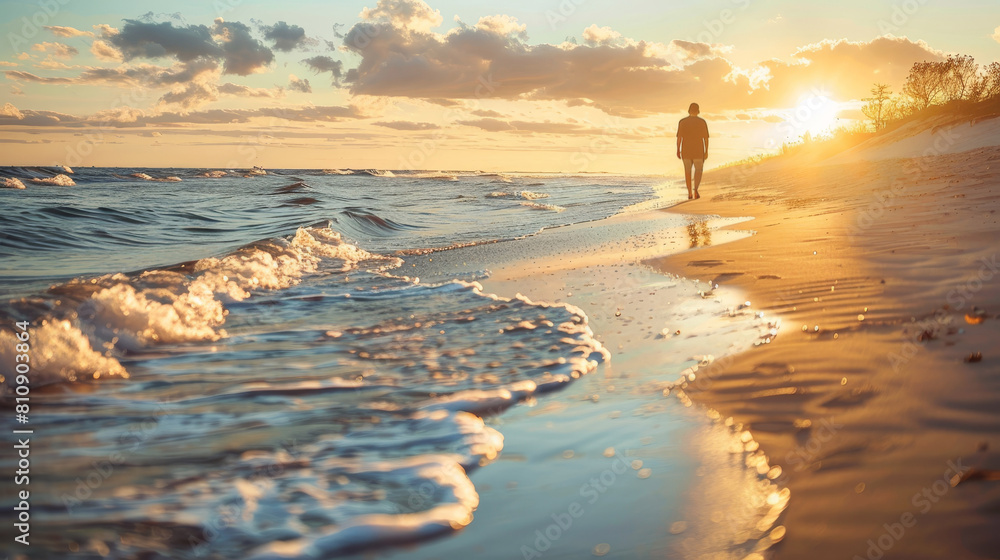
[471,109,504,117]
[455,116,646,136]
[339,6,948,115]
[160,82,218,108]
[89,106,147,124]
[425,98,462,106]
[6,59,223,107]
[106,18,273,78]
[754,36,946,106]
[288,74,312,93]
[44,26,95,38]
[0,103,25,119]
[31,42,79,59]
[372,120,440,130]
[582,25,622,46]
[994,25,1000,44]
[218,82,281,97]
[36,58,73,70]
[211,18,274,75]
[10,85,24,95]
[303,55,343,84]
[111,20,222,61]
[91,40,123,62]
[456,118,512,132]
[360,0,443,33]
[0,104,366,129]
[474,15,527,40]
[5,70,75,84]
[0,61,17,67]
[262,21,311,51]
[94,24,119,38]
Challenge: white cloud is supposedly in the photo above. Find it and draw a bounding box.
[91,40,123,62]
[0,102,25,119]
[582,25,622,46]
[44,26,95,38]
[475,15,527,39]
[31,42,78,59]
[361,0,443,32]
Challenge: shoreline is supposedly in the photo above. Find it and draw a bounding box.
[648,145,1000,559]
[393,196,789,559]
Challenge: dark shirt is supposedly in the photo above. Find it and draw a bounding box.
[676,116,710,159]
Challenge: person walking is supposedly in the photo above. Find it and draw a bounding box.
[676,103,710,200]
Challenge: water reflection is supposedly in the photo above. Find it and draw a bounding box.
[687,220,712,248]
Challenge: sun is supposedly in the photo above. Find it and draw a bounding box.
[792,93,842,138]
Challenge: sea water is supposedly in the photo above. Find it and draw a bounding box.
[0,167,784,559]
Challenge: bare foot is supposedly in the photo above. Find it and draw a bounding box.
[694,191,701,199]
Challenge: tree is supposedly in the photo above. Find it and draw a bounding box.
[941,55,979,102]
[982,62,1000,101]
[862,83,893,131]
[902,60,948,109]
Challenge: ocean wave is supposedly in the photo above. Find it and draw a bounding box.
[340,209,425,235]
[322,168,355,175]
[363,169,396,177]
[62,165,74,174]
[1,177,25,189]
[29,174,75,186]
[271,181,311,195]
[481,172,514,183]
[0,227,398,390]
[199,170,228,178]
[486,190,550,200]
[408,171,459,181]
[520,201,565,212]
[131,172,182,182]
[15,272,610,560]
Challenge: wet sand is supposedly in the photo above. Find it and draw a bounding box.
[394,209,789,559]
[649,145,1000,559]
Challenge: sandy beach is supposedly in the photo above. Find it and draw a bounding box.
[388,117,1000,560]
[648,121,1000,559]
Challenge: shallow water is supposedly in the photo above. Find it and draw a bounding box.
[0,167,784,559]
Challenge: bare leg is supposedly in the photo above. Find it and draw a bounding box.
[682,158,693,199]
[693,159,704,198]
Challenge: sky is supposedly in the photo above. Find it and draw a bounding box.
[0,0,998,173]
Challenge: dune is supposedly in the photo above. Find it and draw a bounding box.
[648,114,1000,559]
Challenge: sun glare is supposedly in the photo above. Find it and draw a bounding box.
[792,93,842,138]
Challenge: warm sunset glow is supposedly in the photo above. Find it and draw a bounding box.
[0,1,998,171]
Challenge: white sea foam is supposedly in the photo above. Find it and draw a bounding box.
[1,177,25,189]
[5,227,395,389]
[131,172,182,182]
[0,319,128,387]
[520,201,565,212]
[61,165,74,174]
[29,174,75,186]
[487,190,550,200]
[200,170,228,178]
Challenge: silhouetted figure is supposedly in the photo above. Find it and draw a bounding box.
[676,103,710,200]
